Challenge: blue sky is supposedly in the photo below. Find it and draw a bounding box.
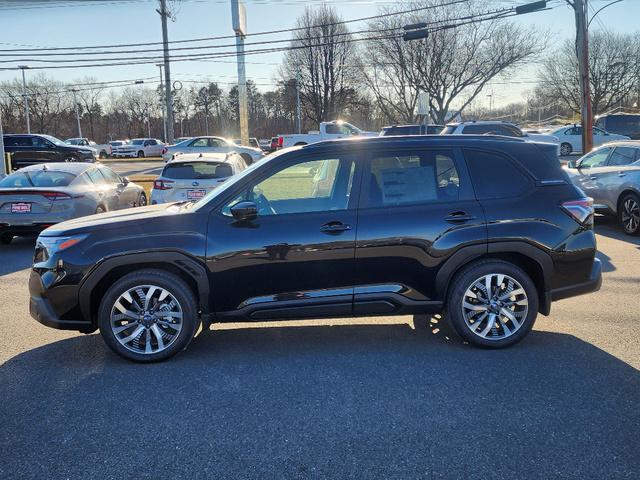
[0,0,636,109]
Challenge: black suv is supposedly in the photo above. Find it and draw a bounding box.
[3,134,96,169]
[29,136,602,362]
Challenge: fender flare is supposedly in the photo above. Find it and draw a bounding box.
[78,250,210,324]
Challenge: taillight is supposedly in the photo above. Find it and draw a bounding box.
[161,147,167,154]
[277,136,284,148]
[153,179,174,190]
[41,192,72,200]
[562,198,594,225]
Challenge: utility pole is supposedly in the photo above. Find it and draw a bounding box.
[157,63,167,142]
[0,106,6,178]
[70,89,82,137]
[231,0,249,146]
[157,0,175,144]
[570,0,593,153]
[18,65,31,134]
[295,74,301,134]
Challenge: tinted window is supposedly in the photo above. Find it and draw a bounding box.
[163,162,229,179]
[223,156,355,216]
[464,149,532,199]
[3,136,31,147]
[608,147,637,166]
[32,136,53,148]
[190,138,209,147]
[98,167,122,184]
[441,125,457,135]
[0,170,76,188]
[580,147,611,168]
[364,150,460,208]
[383,126,422,136]
[86,168,107,185]
[131,140,144,145]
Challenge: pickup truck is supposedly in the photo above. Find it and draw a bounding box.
[112,138,165,158]
[65,137,111,159]
[275,121,377,149]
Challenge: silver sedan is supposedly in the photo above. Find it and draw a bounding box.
[0,163,146,244]
[565,141,640,235]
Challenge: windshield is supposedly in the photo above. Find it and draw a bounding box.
[192,147,297,210]
[41,134,66,146]
[0,170,76,188]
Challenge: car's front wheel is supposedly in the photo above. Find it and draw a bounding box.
[560,142,572,156]
[619,192,640,235]
[137,192,148,207]
[446,260,538,348]
[137,151,145,158]
[98,269,199,362]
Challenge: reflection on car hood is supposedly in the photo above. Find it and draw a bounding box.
[41,204,180,236]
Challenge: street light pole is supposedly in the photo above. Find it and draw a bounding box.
[70,89,82,137]
[570,0,593,154]
[295,74,301,134]
[157,63,167,142]
[157,0,175,144]
[18,65,31,134]
[231,0,249,146]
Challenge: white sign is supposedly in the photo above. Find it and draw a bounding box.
[231,0,247,37]
[417,92,430,116]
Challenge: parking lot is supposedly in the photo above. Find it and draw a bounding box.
[0,200,638,479]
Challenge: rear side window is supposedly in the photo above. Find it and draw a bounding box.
[4,136,32,147]
[608,147,638,166]
[464,150,532,199]
[364,150,460,208]
[86,168,107,185]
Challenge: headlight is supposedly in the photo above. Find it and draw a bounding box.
[37,234,88,257]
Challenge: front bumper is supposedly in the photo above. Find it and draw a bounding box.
[550,257,602,301]
[28,269,94,332]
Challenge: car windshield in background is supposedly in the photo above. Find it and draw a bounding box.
[0,170,76,188]
[130,140,144,145]
[163,162,228,179]
[66,139,81,145]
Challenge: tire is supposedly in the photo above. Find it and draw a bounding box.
[560,143,572,156]
[63,156,78,163]
[0,233,13,245]
[618,192,640,235]
[446,260,539,349]
[137,192,147,207]
[95,205,106,214]
[98,269,199,362]
[240,153,253,165]
[99,151,107,159]
[137,151,145,158]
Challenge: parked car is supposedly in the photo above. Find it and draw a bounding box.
[65,138,111,159]
[161,136,263,165]
[380,124,444,136]
[275,120,378,149]
[112,138,165,158]
[441,121,559,148]
[29,135,601,362]
[232,137,261,150]
[0,163,145,244]
[269,137,279,153]
[108,141,127,156]
[258,138,271,152]
[151,152,248,204]
[550,125,630,156]
[3,134,96,170]
[595,114,640,140]
[565,141,640,234]
[173,137,192,144]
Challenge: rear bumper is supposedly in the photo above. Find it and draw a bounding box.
[0,223,51,237]
[28,269,94,332]
[550,257,602,302]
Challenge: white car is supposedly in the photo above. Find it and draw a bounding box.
[150,152,248,204]
[65,138,111,159]
[162,136,264,165]
[275,121,377,149]
[442,121,560,146]
[550,125,630,156]
[113,138,165,158]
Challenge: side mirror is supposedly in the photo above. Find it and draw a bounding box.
[567,160,578,169]
[120,176,130,186]
[230,201,258,221]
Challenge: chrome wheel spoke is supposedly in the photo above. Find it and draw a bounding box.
[110,284,183,355]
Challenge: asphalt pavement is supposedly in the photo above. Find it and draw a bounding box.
[0,215,638,479]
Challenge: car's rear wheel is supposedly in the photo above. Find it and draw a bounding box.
[137,192,147,207]
[95,205,106,214]
[137,151,145,158]
[98,269,199,362]
[619,192,640,235]
[446,260,538,348]
[63,155,78,162]
[0,233,13,245]
[99,151,107,159]
[560,142,572,156]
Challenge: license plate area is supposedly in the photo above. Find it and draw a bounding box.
[11,202,32,213]
[187,189,207,200]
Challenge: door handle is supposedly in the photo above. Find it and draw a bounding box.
[445,211,476,223]
[320,221,352,234]
[618,172,626,177]
[589,176,598,180]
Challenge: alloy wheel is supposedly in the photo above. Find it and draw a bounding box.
[461,273,528,340]
[110,285,183,355]
[621,197,640,233]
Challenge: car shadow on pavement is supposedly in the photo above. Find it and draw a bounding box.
[1,323,638,479]
[595,214,640,246]
[0,236,35,276]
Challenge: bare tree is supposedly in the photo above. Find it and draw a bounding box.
[536,30,640,116]
[72,77,105,140]
[363,1,545,124]
[281,5,362,125]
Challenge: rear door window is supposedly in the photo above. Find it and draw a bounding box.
[362,150,461,208]
[464,149,532,199]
